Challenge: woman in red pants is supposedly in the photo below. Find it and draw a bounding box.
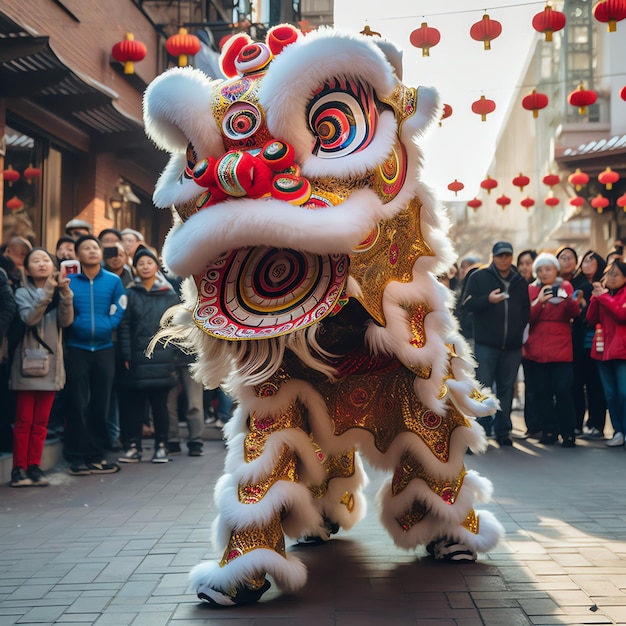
[9,248,74,486]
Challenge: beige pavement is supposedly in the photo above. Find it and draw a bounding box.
[1,412,625,625]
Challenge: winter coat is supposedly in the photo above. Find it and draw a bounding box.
[523,280,581,363]
[118,275,179,389]
[65,268,126,352]
[9,280,74,391]
[0,269,16,363]
[586,284,626,361]
[460,263,530,350]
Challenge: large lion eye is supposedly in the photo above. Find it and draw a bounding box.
[307,78,377,158]
[223,102,262,141]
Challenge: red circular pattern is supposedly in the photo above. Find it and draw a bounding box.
[422,411,443,429]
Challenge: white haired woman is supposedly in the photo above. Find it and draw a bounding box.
[523,253,584,447]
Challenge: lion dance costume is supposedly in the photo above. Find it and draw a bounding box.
[143,25,504,606]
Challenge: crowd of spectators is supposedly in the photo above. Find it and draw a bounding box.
[1,219,233,487]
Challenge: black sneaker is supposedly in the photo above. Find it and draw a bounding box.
[188,442,203,457]
[11,467,33,487]
[426,537,477,562]
[67,463,92,476]
[167,441,182,455]
[26,465,49,486]
[197,578,271,606]
[151,443,171,463]
[496,436,513,447]
[86,460,121,474]
[118,444,142,463]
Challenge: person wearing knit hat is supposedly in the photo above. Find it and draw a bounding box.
[98,228,123,246]
[524,250,583,448]
[132,244,158,266]
[120,228,144,260]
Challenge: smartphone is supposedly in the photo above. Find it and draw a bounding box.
[60,259,81,276]
[103,246,118,260]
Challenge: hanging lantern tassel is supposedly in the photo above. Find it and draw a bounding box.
[521,196,535,211]
[545,195,560,209]
[23,164,41,184]
[592,0,626,32]
[470,13,502,50]
[480,175,498,195]
[522,89,549,118]
[6,196,24,211]
[598,166,620,190]
[496,194,511,210]
[532,4,567,42]
[472,95,496,121]
[568,82,597,115]
[591,194,610,214]
[111,32,147,74]
[3,165,20,186]
[512,173,530,192]
[447,179,464,196]
[568,168,590,191]
[467,197,482,211]
[166,27,202,67]
[617,192,626,211]
[409,22,441,57]
[570,195,586,208]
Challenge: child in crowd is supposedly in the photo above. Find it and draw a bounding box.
[9,247,73,486]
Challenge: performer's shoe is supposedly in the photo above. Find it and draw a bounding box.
[426,537,477,562]
[197,577,271,606]
[296,519,340,545]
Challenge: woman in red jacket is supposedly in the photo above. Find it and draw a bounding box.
[523,253,583,447]
[586,259,626,447]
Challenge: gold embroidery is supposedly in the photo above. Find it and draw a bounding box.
[378,83,417,133]
[341,491,355,512]
[238,445,298,504]
[461,509,480,535]
[469,388,490,403]
[396,499,428,531]
[391,452,467,503]
[318,367,469,460]
[309,450,356,499]
[349,198,434,326]
[244,403,304,462]
[254,367,293,397]
[219,514,285,566]
[400,302,432,349]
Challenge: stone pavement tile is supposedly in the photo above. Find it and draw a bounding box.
[59,562,108,584]
[571,575,625,596]
[113,580,159,597]
[335,611,415,625]
[551,552,594,567]
[132,612,174,626]
[546,589,597,606]
[66,595,110,613]
[446,591,475,608]
[133,553,175,574]
[88,540,128,558]
[16,605,66,623]
[527,560,567,576]
[7,583,54,600]
[151,572,189,595]
[529,616,613,625]
[517,597,564,615]
[55,614,101,623]
[93,613,136,625]
[479,607,533,625]
[462,573,508,592]
[94,556,144,583]
[510,579,579,591]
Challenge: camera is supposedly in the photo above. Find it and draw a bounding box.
[103,246,118,260]
[551,284,560,298]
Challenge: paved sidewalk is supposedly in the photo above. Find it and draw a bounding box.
[1,416,626,625]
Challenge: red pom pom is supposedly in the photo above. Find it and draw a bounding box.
[266,25,300,56]
[220,34,252,78]
[271,174,312,205]
[259,140,295,171]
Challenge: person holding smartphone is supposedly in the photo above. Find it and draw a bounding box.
[9,248,74,486]
[524,253,582,448]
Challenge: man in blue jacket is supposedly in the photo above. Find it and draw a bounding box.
[460,241,530,447]
[63,235,126,475]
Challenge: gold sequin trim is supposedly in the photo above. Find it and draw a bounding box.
[244,403,304,462]
[401,302,432,349]
[462,509,479,535]
[469,388,490,403]
[254,367,293,397]
[238,445,298,504]
[318,367,469,460]
[219,513,285,566]
[391,452,467,504]
[341,491,355,512]
[396,499,428,532]
[349,197,434,327]
[308,450,356,499]
[378,83,417,133]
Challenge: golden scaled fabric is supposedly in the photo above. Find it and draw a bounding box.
[349,197,434,326]
[244,403,305,462]
[319,367,469,461]
[396,499,429,532]
[220,513,286,567]
[462,509,480,535]
[309,449,356,500]
[238,444,298,504]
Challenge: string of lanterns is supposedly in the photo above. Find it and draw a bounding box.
[453,167,625,213]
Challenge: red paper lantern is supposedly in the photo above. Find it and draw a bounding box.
[568,83,597,115]
[532,4,566,41]
[592,0,626,32]
[568,168,589,191]
[570,195,586,208]
[522,89,549,118]
[545,195,560,208]
[621,85,626,101]
[470,14,502,50]
[496,194,511,210]
[6,196,24,211]
[2,165,20,186]
[512,173,530,191]
[166,27,201,67]
[521,196,535,211]
[409,22,441,57]
[617,192,626,210]
[598,166,620,190]
[472,95,496,121]
[23,164,41,183]
[439,103,453,126]
[467,197,482,211]
[542,173,560,188]
[591,194,610,213]
[480,175,498,195]
[447,179,464,196]
[111,32,146,74]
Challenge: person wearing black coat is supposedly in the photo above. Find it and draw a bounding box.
[117,246,179,463]
[460,242,530,446]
